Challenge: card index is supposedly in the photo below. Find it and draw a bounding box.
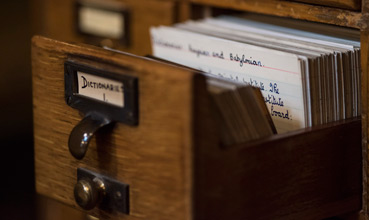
[150,15,360,134]
[151,27,306,133]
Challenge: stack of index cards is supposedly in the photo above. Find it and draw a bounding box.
[150,13,361,134]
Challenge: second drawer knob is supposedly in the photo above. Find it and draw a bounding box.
[74,177,105,210]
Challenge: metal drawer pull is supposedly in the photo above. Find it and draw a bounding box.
[69,113,112,160]
[64,61,139,160]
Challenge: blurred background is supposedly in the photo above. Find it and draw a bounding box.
[0,0,34,219]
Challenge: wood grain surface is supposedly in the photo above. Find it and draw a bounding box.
[37,195,88,220]
[31,0,178,55]
[33,35,364,219]
[290,0,361,11]
[31,0,369,218]
[194,76,362,219]
[32,35,198,220]
[189,0,364,29]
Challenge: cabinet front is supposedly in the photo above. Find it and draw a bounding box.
[32,0,178,55]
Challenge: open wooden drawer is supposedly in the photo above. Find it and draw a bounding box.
[32,36,362,220]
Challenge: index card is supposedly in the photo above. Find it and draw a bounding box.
[151,26,306,133]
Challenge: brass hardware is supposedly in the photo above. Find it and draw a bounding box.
[65,61,139,160]
[74,177,105,210]
[68,114,112,160]
[75,168,129,213]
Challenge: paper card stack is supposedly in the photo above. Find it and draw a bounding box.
[207,76,277,145]
[150,14,361,134]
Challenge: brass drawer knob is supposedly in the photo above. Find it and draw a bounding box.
[75,168,129,213]
[74,177,105,210]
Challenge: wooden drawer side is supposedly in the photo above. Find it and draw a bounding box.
[193,80,362,220]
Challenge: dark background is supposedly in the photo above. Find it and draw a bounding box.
[0,0,35,219]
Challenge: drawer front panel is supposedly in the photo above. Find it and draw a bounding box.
[32,36,196,220]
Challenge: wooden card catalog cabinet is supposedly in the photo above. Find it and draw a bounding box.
[32,35,362,220]
[31,0,179,55]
